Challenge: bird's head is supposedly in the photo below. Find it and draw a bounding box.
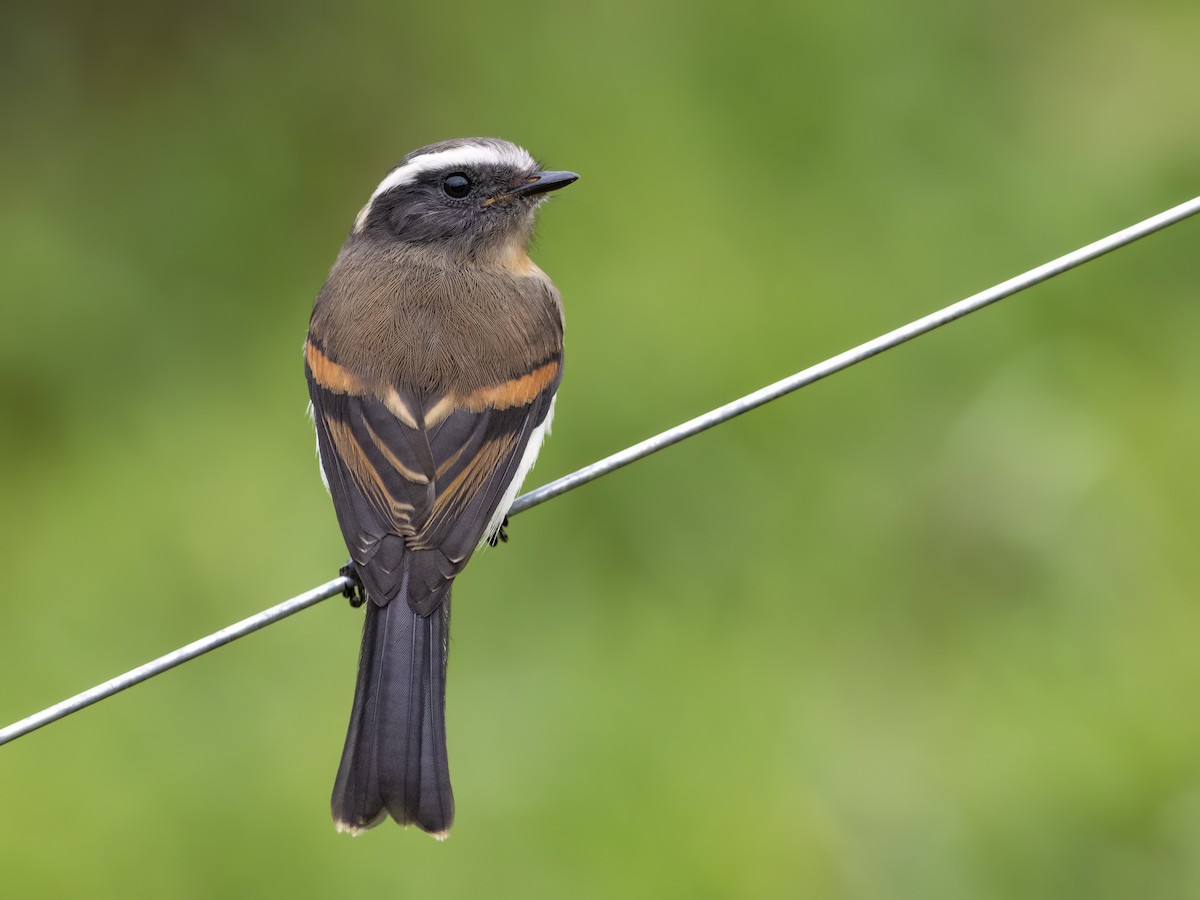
[351,137,578,263]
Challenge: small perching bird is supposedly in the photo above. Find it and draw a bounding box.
[304,137,578,837]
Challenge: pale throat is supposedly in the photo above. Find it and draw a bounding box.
[491,236,542,276]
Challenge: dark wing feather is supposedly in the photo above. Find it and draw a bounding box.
[414,401,541,557]
[307,356,559,615]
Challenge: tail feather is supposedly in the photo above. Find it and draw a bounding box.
[331,590,453,837]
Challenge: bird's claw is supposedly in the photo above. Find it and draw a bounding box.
[339,562,366,608]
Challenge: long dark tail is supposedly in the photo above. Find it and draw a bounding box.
[330,592,453,837]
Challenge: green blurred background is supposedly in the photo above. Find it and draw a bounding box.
[2,1,1198,897]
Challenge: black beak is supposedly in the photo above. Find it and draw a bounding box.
[513,170,579,197]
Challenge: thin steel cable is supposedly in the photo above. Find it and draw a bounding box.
[512,195,1200,515]
[2,195,1198,748]
[0,578,351,746]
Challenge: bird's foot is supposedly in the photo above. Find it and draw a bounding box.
[339,562,366,608]
[487,516,510,548]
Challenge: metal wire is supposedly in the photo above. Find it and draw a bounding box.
[0,578,351,746]
[512,195,1200,515]
[3,195,1198,748]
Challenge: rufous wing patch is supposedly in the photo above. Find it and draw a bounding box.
[454,360,560,412]
[306,341,368,396]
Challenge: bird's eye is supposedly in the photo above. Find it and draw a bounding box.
[442,173,472,199]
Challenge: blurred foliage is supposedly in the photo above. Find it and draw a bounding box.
[2,1,1199,897]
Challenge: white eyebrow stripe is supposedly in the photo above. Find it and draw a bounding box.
[368,143,536,203]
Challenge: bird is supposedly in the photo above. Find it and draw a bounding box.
[304,137,577,837]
